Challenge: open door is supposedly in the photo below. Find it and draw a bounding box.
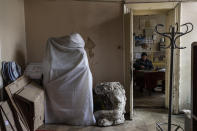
[124,2,181,116]
[123,5,133,119]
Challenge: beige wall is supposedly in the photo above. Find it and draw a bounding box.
[0,0,26,67]
[24,0,124,86]
[179,2,197,110]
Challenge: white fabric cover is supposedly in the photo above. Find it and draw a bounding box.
[43,33,96,125]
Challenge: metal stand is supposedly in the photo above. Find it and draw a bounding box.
[155,22,193,131]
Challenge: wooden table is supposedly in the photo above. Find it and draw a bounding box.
[134,70,165,95]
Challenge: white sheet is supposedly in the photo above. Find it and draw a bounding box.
[43,33,96,125]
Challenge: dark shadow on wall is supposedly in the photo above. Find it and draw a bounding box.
[14,47,26,70]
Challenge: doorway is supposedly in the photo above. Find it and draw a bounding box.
[123,2,181,119]
[133,14,166,108]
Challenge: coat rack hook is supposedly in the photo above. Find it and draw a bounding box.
[155,22,193,131]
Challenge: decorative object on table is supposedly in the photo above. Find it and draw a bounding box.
[155,22,193,131]
[93,82,126,127]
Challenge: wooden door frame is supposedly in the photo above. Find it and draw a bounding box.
[123,4,133,119]
[123,2,181,116]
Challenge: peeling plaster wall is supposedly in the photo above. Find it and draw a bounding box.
[179,2,197,110]
[24,0,124,86]
[165,5,181,113]
[0,0,26,67]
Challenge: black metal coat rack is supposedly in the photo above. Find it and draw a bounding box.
[155,22,193,131]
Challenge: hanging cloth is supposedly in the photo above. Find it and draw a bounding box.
[43,33,96,125]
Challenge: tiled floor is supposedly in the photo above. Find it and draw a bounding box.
[38,108,185,131]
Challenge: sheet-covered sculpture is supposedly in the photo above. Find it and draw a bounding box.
[43,33,96,125]
[94,82,126,127]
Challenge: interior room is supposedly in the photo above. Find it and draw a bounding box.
[133,14,167,108]
[124,1,182,115]
[0,0,197,131]
[127,3,180,109]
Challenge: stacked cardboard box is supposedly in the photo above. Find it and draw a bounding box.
[3,76,44,131]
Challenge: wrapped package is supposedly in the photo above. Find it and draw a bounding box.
[43,33,95,125]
